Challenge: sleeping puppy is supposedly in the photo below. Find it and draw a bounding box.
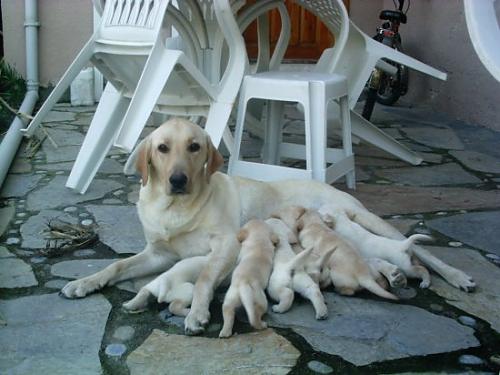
[319,204,432,288]
[123,234,239,316]
[265,218,329,320]
[219,220,278,338]
[297,209,398,300]
[122,256,207,315]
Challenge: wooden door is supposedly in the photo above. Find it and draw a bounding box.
[243,0,350,62]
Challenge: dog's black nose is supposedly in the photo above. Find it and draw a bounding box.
[169,172,188,191]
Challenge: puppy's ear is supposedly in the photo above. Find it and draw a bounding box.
[271,233,280,246]
[136,138,152,187]
[295,206,306,219]
[237,228,248,243]
[296,218,304,232]
[206,135,224,179]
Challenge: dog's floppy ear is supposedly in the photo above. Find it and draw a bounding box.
[296,218,304,232]
[206,135,224,179]
[136,137,152,187]
[237,228,248,243]
[295,206,306,219]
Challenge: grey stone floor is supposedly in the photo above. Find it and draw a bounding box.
[1,101,500,374]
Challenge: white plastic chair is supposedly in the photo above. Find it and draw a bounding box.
[228,0,355,188]
[295,0,448,165]
[464,0,500,82]
[112,0,248,156]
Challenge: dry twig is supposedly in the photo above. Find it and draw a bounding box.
[41,219,98,257]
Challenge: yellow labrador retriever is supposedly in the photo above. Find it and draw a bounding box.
[60,118,475,335]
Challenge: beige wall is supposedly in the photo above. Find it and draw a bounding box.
[2,0,499,131]
[2,0,93,86]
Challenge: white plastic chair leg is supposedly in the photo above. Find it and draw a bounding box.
[339,96,355,189]
[374,43,447,80]
[66,84,130,194]
[263,100,284,164]
[114,49,184,151]
[350,110,423,165]
[23,40,95,137]
[309,85,327,181]
[204,101,234,154]
[228,91,250,174]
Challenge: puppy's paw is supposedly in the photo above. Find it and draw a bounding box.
[315,303,329,320]
[389,268,407,288]
[60,277,104,299]
[218,329,232,338]
[272,304,287,314]
[419,279,431,289]
[184,308,210,335]
[447,269,476,292]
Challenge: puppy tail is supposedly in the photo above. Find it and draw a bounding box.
[240,283,259,328]
[286,247,314,273]
[359,277,399,301]
[402,234,433,253]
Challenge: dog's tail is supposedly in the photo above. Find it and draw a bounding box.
[240,282,266,328]
[400,234,433,254]
[359,277,398,300]
[285,247,314,274]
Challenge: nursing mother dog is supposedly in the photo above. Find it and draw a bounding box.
[60,118,475,335]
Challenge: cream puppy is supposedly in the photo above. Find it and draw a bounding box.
[265,218,330,320]
[219,220,278,338]
[297,209,398,300]
[123,234,240,316]
[318,204,432,288]
[122,256,207,315]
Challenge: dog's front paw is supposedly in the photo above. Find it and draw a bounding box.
[60,277,104,299]
[184,308,210,335]
[315,303,328,320]
[447,269,476,292]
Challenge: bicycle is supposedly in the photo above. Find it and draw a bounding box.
[362,0,410,121]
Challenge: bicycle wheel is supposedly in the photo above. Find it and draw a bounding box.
[376,41,409,106]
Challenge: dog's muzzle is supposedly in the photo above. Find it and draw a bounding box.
[169,172,188,194]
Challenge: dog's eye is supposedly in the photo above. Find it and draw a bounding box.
[188,142,200,152]
[158,144,169,153]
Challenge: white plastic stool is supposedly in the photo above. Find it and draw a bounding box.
[228,71,355,188]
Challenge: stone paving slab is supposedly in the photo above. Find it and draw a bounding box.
[41,144,81,163]
[44,128,84,147]
[450,150,500,174]
[20,209,78,249]
[428,246,500,332]
[37,158,124,174]
[376,163,481,186]
[9,158,32,174]
[0,293,110,375]
[427,212,500,255]
[0,257,37,288]
[402,127,464,150]
[265,293,479,366]
[0,246,13,258]
[51,259,117,280]
[1,174,44,198]
[0,205,15,236]
[126,329,300,375]
[347,184,500,216]
[42,110,77,123]
[26,176,123,211]
[86,205,145,254]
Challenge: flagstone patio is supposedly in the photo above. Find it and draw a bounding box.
[1,101,500,374]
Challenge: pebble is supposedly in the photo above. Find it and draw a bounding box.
[113,190,125,196]
[436,211,447,216]
[307,360,333,374]
[109,174,121,178]
[79,213,90,218]
[8,229,18,234]
[35,170,47,174]
[112,326,135,341]
[64,206,77,213]
[394,287,417,300]
[485,253,500,261]
[18,199,25,203]
[14,220,23,225]
[105,343,127,357]
[30,256,47,264]
[458,354,484,365]
[429,303,444,312]
[55,171,65,175]
[458,316,477,328]
[81,219,94,226]
[6,237,20,245]
[490,354,500,366]
[391,215,402,219]
[73,249,96,257]
[414,227,431,235]
[375,180,391,184]
[448,241,463,247]
[16,212,27,218]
